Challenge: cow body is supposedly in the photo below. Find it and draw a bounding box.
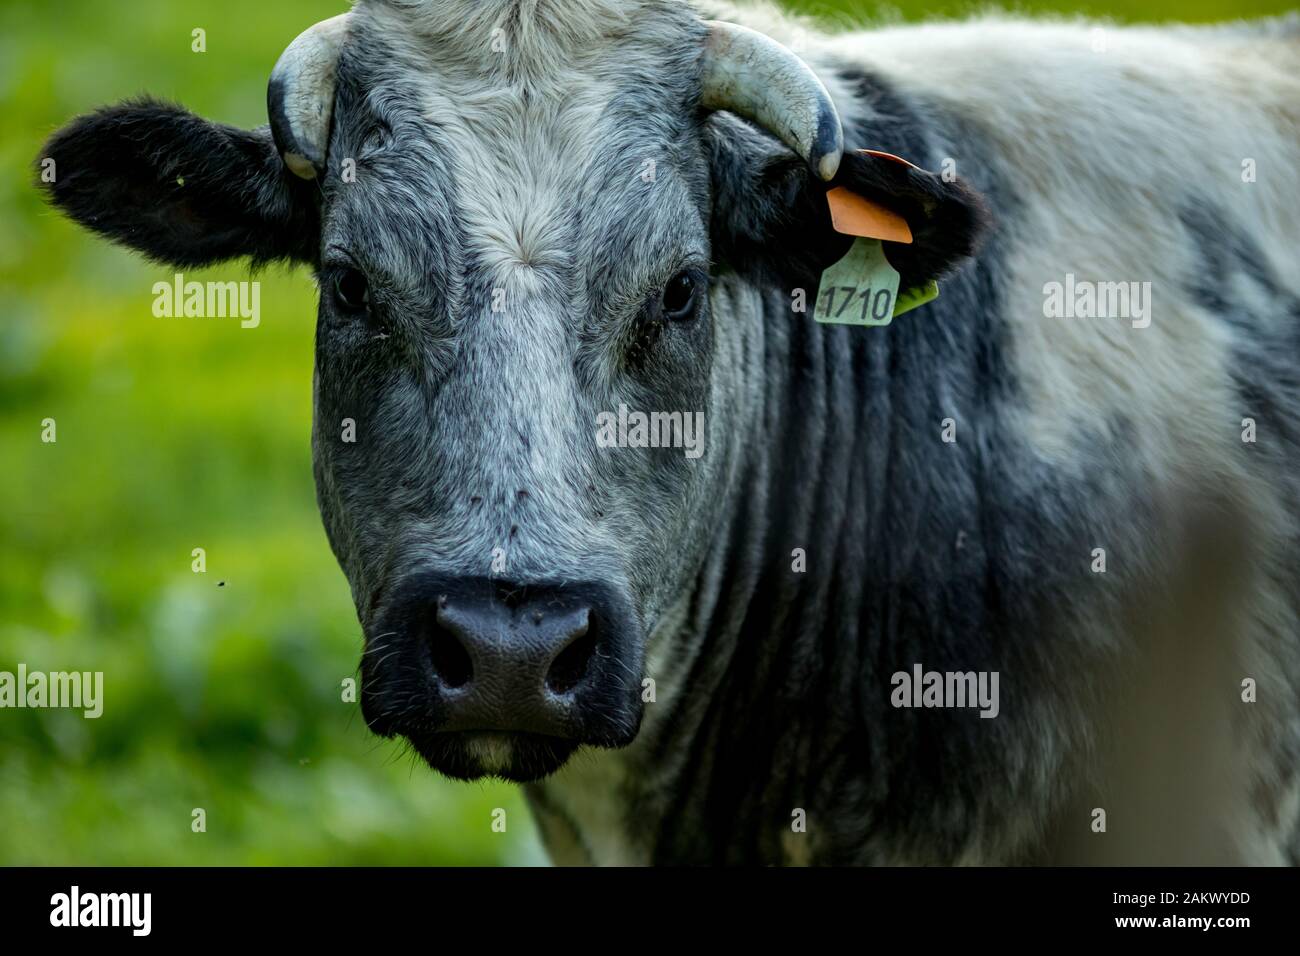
[526,9,1300,865]
[40,2,1300,865]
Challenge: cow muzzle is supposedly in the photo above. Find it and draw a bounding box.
[361,574,644,781]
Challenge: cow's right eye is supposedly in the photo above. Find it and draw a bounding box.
[661,271,699,321]
[332,268,370,313]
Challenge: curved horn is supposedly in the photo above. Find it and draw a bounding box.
[699,21,843,181]
[267,13,350,179]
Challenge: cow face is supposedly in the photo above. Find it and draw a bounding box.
[307,2,718,782]
[39,0,985,781]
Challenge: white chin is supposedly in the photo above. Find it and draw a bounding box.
[464,732,516,775]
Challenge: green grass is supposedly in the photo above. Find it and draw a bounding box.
[1,0,1293,865]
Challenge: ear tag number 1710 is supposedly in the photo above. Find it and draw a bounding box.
[814,237,900,326]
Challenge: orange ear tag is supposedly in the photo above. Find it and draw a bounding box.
[825,187,912,244]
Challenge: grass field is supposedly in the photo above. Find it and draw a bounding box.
[1,0,1292,864]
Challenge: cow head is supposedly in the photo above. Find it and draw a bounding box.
[39,0,985,781]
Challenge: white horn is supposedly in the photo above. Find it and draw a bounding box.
[700,21,843,181]
[267,13,351,179]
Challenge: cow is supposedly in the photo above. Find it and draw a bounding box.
[38,0,1300,865]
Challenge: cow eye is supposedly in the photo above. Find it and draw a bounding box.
[661,271,699,321]
[332,268,370,313]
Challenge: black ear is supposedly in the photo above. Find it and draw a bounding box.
[706,112,989,292]
[37,98,319,268]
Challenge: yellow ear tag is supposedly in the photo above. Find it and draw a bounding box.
[815,152,940,326]
[892,279,940,317]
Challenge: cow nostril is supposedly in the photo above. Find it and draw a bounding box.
[546,614,598,695]
[427,616,473,689]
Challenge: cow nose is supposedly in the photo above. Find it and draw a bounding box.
[362,574,644,752]
[422,584,602,736]
[433,594,597,693]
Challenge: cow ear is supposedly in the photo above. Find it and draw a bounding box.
[37,99,319,268]
[705,113,989,292]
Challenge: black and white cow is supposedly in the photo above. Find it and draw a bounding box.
[39,0,1300,864]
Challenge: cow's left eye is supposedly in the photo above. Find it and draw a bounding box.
[661,270,700,321]
[332,268,370,314]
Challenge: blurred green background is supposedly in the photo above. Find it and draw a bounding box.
[0,0,1292,865]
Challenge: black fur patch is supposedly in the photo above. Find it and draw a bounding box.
[36,98,319,268]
